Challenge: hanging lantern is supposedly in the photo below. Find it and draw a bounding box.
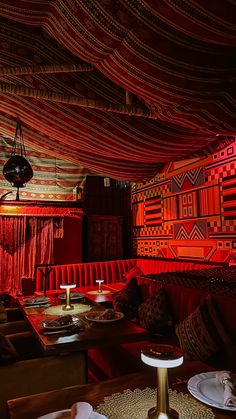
[3,119,33,200]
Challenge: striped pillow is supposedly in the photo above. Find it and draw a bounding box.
[176,297,230,361]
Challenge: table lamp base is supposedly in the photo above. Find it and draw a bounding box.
[148,407,179,419]
[62,304,74,311]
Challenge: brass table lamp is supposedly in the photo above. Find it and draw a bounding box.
[141,345,183,419]
[96,279,104,293]
[60,283,76,311]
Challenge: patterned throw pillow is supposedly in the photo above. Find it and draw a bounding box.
[113,277,143,320]
[138,287,173,333]
[176,297,231,361]
[122,266,143,283]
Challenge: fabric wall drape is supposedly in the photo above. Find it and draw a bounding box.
[0,216,54,295]
[0,216,26,295]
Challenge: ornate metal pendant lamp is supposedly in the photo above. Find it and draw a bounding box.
[3,119,33,200]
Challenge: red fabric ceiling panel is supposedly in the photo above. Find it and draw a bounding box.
[0,1,235,181]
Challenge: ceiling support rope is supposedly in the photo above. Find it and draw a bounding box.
[0,63,93,76]
[0,83,154,118]
[125,90,134,105]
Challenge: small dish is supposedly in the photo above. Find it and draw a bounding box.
[23,297,50,306]
[40,315,79,331]
[85,310,124,323]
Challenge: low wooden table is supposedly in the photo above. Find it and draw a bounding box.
[7,361,235,419]
[17,294,148,355]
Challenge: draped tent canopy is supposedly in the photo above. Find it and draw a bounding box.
[0,1,235,181]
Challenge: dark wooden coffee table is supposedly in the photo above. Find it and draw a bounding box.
[7,360,235,419]
[17,295,148,355]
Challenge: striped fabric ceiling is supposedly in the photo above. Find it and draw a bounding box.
[0,1,235,181]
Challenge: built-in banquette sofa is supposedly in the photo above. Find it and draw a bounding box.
[32,258,236,381]
[88,275,236,381]
[33,257,227,293]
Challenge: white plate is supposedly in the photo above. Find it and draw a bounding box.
[187,371,236,411]
[40,315,80,331]
[85,311,124,323]
[37,409,107,418]
[58,292,84,301]
[23,297,50,306]
[37,410,70,419]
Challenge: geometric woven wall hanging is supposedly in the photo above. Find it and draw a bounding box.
[222,173,236,221]
[131,139,236,262]
[174,221,207,240]
[199,185,220,216]
[172,167,204,192]
[178,191,198,219]
[144,195,162,226]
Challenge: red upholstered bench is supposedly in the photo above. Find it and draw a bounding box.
[27,258,226,295]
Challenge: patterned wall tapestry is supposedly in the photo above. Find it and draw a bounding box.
[131,140,236,264]
[0,135,87,201]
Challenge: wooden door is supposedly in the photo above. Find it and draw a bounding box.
[87,215,123,261]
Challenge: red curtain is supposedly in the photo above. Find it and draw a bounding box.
[0,216,55,295]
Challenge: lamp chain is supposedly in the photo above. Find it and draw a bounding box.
[11,119,26,157]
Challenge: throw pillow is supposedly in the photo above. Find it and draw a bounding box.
[176,297,231,361]
[122,266,143,283]
[113,277,143,320]
[138,287,173,333]
[0,333,20,365]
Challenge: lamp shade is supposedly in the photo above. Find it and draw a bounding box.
[60,283,76,290]
[3,154,33,187]
[2,119,33,193]
[141,345,183,368]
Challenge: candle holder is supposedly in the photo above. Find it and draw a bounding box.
[60,283,76,311]
[141,345,183,419]
[96,279,104,294]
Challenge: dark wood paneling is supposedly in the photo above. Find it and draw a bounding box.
[83,176,132,260]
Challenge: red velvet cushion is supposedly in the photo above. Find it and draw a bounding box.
[122,266,143,283]
[113,278,143,320]
[138,287,173,333]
